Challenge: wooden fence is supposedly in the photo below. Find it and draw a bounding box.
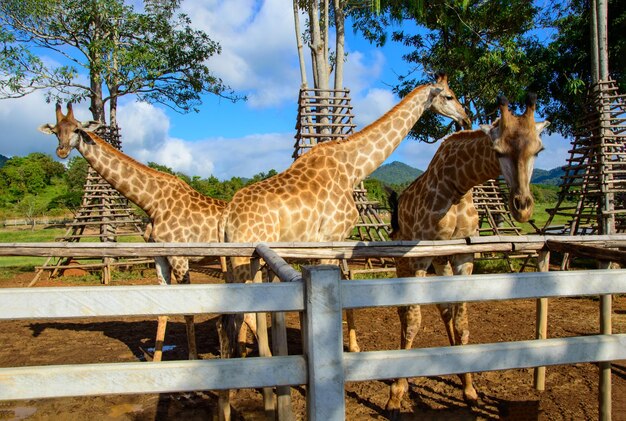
[0,236,625,420]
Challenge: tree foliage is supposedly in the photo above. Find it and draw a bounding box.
[351,0,548,141]
[0,0,239,124]
[0,153,64,201]
[541,0,626,136]
[351,0,625,140]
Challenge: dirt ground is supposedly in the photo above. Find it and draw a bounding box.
[1,266,625,421]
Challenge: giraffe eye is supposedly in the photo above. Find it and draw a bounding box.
[445,95,453,101]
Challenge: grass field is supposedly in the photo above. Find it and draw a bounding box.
[0,226,145,272]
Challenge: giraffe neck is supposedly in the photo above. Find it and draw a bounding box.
[333,85,433,185]
[76,131,169,215]
[426,130,501,200]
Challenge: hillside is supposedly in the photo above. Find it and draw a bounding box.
[369,161,423,185]
[0,154,8,168]
[370,161,564,186]
[531,167,565,185]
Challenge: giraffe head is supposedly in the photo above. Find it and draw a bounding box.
[428,72,472,129]
[39,103,101,158]
[480,94,550,222]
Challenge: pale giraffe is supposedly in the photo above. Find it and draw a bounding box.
[39,103,227,362]
[385,94,549,417]
[216,73,470,420]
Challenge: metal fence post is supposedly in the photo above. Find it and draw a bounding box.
[302,264,345,421]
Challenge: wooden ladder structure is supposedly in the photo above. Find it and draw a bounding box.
[540,79,626,267]
[294,88,395,277]
[541,80,626,235]
[31,126,150,286]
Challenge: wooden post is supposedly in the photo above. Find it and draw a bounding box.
[598,259,612,421]
[302,265,345,420]
[534,250,550,390]
[251,257,276,420]
[270,272,295,421]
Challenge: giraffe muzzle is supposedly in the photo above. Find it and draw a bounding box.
[511,195,534,223]
[56,146,71,159]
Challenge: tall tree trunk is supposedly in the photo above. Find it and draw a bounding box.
[590,0,600,84]
[109,88,118,129]
[596,0,609,81]
[293,1,308,88]
[308,0,330,139]
[89,70,105,123]
[333,0,345,91]
[308,1,329,90]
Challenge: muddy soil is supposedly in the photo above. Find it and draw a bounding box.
[0,268,625,421]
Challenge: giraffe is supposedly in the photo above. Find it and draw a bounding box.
[385,94,549,417]
[216,73,471,420]
[39,103,227,362]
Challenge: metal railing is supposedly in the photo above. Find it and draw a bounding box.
[1,236,625,420]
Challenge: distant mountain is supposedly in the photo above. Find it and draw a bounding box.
[370,160,564,187]
[0,154,8,168]
[369,161,423,185]
[532,167,565,186]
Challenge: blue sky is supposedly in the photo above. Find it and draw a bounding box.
[0,0,569,180]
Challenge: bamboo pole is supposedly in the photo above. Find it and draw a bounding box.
[598,259,612,421]
[534,250,550,390]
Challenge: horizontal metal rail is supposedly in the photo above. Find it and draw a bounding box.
[0,356,307,400]
[0,283,305,320]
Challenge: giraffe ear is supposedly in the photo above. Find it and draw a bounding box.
[38,123,55,135]
[80,120,102,132]
[479,124,493,135]
[535,120,550,134]
[429,87,443,99]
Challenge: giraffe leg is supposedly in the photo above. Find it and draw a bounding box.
[154,316,168,362]
[436,254,478,404]
[216,256,258,420]
[216,313,244,421]
[172,260,198,360]
[153,257,171,362]
[386,257,429,417]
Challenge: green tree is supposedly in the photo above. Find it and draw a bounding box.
[0,154,55,200]
[147,161,175,175]
[541,0,625,136]
[350,0,549,140]
[351,0,625,140]
[64,156,88,192]
[17,193,47,229]
[0,0,239,125]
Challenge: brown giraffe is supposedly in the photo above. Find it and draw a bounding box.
[385,94,549,416]
[216,73,470,420]
[39,103,227,362]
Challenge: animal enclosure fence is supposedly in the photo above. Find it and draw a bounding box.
[1,237,625,420]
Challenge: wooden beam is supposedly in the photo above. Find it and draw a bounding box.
[546,240,626,265]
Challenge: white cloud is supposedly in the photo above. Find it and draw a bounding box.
[188,132,294,180]
[0,92,91,158]
[352,88,397,128]
[116,101,169,150]
[343,50,386,94]
[181,0,302,108]
[114,99,292,179]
